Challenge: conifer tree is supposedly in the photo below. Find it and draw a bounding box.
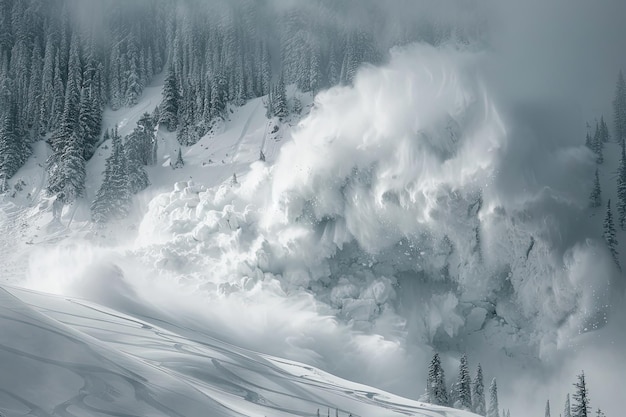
[592,122,604,164]
[273,74,288,119]
[455,354,472,410]
[91,127,131,223]
[487,378,499,417]
[613,71,626,148]
[589,168,602,208]
[259,150,266,162]
[572,372,590,417]
[125,133,151,194]
[617,145,626,229]
[604,199,620,270]
[426,353,449,406]
[599,116,610,143]
[545,400,551,417]
[564,394,572,417]
[0,97,29,181]
[472,364,486,416]
[160,65,179,131]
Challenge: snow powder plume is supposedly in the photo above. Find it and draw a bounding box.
[133,42,614,358]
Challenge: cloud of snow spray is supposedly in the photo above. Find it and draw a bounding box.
[25,42,623,415]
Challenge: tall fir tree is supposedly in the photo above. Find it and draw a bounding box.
[592,122,604,164]
[454,354,472,410]
[617,145,626,229]
[91,127,131,223]
[613,70,626,149]
[487,378,499,417]
[472,364,486,416]
[545,400,551,417]
[599,116,610,143]
[160,65,179,131]
[589,168,602,208]
[571,372,590,417]
[604,199,620,270]
[425,353,449,406]
[564,393,572,417]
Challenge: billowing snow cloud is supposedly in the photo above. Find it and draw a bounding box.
[132,43,614,357]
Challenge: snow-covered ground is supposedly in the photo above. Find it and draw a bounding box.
[0,43,624,417]
[0,284,479,417]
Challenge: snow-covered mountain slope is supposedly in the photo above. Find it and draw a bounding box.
[0,42,624,417]
[0,284,477,417]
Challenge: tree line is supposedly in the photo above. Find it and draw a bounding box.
[588,71,626,272]
[422,354,609,417]
[421,353,510,417]
[0,0,474,217]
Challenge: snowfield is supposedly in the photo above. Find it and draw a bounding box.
[0,285,477,417]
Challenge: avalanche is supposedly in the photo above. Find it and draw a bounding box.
[133,44,612,356]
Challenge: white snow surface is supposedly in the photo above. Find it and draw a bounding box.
[0,43,624,417]
[0,284,478,417]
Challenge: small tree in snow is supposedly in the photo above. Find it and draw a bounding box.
[564,393,572,417]
[454,354,472,410]
[545,400,551,417]
[572,372,590,417]
[603,200,620,270]
[589,168,602,208]
[617,145,626,229]
[487,378,499,417]
[473,364,486,416]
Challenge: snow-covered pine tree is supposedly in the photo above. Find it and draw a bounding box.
[595,409,605,417]
[273,74,288,119]
[231,172,238,186]
[592,122,604,164]
[545,400,551,417]
[125,130,151,194]
[564,393,572,417]
[472,364,486,416]
[604,200,620,270]
[0,86,30,182]
[435,367,449,406]
[426,353,449,406]
[293,96,302,115]
[613,70,626,149]
[160,65,179,131]
[125,30,143,106]
[91,127,131,223]
[571,372,590,417]
[599,116,610,143]
[455,354,472,410]
[58,131,87,203]
[589,168,602,208]
[487,378,499,417]
[617,145,626,229]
